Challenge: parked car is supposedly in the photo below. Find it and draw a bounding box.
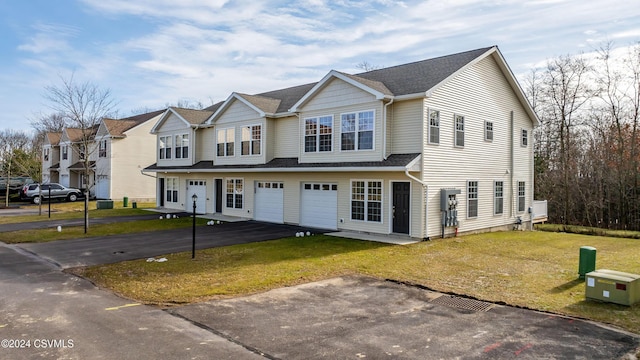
[21,183,83,204]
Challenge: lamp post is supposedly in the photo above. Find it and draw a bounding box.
[191,193,198,259]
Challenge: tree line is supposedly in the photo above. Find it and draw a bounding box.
[528,42,640,230]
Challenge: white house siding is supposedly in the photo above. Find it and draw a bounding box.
[213,100,267,166]
[273,116,298,158]
[110,119,157,202]
[389,99,423,154]
[156,114,194,168]
[422,54,535,238]
[298,80,385,163]
[197,127,215,162]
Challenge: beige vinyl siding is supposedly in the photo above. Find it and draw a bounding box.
[273,116,298,158]
[197,127,215,162]
[302,78,377,112]
[155,171,424,236]
[214,119,266,165]
[422,54,535,237]
[389,99,423,154]
[109,118,157,201]
[156,114,194,167]
[215,100,262,125]
[160,113,189,132]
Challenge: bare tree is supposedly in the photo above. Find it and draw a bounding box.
[0,130,31,207]
[356,61,383,72]
[44,74,117,233]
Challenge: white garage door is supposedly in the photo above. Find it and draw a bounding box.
[186,180,207,214]
[300,183,338,230]
[254,181,284,223]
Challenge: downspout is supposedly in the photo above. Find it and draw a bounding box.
[509,111,515,219]
[405,168,428,240]
[383,98,394,160]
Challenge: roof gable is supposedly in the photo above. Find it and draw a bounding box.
[206,92,281,123]
[151,107,213,134]
[44,132,62,146]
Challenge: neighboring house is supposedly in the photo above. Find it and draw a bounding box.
[43,110,164,202]
[145,46,541,238]
[93,109,165,201]
[42,132,62,184]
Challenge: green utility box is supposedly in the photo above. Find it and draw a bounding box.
[96,200,114,209]
[585,269,640,306]
[578,246,596,279]
[123,196,129,207]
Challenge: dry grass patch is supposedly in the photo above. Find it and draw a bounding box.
[75,231,640,334]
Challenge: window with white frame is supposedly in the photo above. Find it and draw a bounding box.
[44,148,49,161]
[159,135,172,159]
[467,180,478,218]
[226,178,243,208]
[99,139,107,158]
[175,134,189,159]
[62,146,68,160]
[241,125,261,155]
[341,110,374,151]
[521,129,528,147]
[518,181,526,212]
[494,181,504,215]
[305,115,333,152]
[166,177,178,203]
[428,109,440,144]
[217,128,235,157]
[351,180,382,222]
[485,121,494,142]
[455,115,465,147]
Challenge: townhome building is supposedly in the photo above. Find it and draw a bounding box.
[145,46,541,239]
[42,110,164,201]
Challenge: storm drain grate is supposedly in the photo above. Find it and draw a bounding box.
[430,295,494,312]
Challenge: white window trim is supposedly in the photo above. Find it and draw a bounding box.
[517,181,526,213]
[428,109,440,145]
[454,114,465,148]
[159,135,172,160]
[467,180,478,219]
[340,109,376,152]
[226,178,244,209]
[175,133,190,159]
[216,128,235,157]
[350,179,383,223]
[521,128,528,147]
[166,177,179,203]
[485,121,494,142]
[494,180,504,215]
[241,124,262,156]
[304,115,334,153]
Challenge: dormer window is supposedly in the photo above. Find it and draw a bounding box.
[99,139,107,158]
[175,134,189,159]
[241,125,261,156]
[159,136,172,159]
[305,115,333,152]
[341,110,374,151]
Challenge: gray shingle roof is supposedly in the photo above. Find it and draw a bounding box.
[145,153,420,172]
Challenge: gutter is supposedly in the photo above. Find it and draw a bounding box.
[383,98,394,160]
[403,158,429,240]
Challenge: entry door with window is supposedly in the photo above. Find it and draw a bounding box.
[392,182,410,234]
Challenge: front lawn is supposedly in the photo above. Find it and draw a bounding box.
[73,230,640,334]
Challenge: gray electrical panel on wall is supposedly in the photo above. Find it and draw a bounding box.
[440,188,461,227]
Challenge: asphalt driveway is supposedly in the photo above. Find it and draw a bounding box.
[16,221,323,268]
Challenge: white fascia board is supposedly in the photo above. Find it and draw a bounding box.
[147,166,414,173]
[150,108,189,134]
[289,70,388,112]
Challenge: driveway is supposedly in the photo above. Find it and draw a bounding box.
[17,221,324,268]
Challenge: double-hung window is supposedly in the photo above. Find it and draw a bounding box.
[521,129,528,147]
[455,115,465,147]
[351,180,382,222]
[242,125,261,155]
[485,121,494,142]
[428,110,440,144]
[226,179,243,209]
[99,140,107,158]
[217,128,235,157]
[518,181,526,212]
[166,177,178,203]
[467,181,478,218]
[62,146,68,160]
[305,116,333,152]
[494,181,504,215]
[175,134,189,159]
[341,110,374,151]
[159,135,172,159]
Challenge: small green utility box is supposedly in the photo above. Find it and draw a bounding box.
[578,246,596,279]
[585,269,640,306]
[96,200,114,209]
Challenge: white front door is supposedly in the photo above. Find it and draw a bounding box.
[186,179,207,214]
[254,181,284,223]
[300,183,338,230]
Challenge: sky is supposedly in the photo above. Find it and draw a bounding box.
[1,0,639,133]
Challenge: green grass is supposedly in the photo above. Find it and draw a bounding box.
[537,223,640,239]
[73,230,640,334]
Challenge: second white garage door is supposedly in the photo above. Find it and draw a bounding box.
[254,181,284,223]
[300,183,338,230]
